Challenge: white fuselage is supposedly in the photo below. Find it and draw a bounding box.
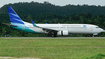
[24,22,103,35]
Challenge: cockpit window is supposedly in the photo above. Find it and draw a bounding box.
[96,27,100,28]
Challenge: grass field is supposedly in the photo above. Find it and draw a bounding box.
[0,38,105,59]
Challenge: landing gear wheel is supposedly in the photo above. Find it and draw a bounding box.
[92,35,94,37]
[54,34,57,37]
[52,34,57,37]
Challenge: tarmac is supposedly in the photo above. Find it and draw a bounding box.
[0,37,105,39]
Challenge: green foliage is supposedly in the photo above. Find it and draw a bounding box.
[1,2,105,16]
[86,53,105,59]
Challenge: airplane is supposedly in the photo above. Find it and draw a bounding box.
[5,6,104,37]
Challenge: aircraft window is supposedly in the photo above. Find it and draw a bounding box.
[48,27,59,28]
[60,27,65,28]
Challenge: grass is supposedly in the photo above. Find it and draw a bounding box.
[0,38,105,59]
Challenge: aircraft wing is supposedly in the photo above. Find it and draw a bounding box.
[31,20,59,32]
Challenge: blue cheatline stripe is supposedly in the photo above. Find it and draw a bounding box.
[11,23,39,33]
[7,7,24,24]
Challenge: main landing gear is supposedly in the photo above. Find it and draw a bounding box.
[47,31,57,37]
[52,34,57,37]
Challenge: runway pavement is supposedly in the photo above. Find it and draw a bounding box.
[1,37,105,39]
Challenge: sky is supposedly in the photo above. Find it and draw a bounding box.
[0,0,105,8]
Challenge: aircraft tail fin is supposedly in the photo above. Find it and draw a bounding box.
[7,6,24,24]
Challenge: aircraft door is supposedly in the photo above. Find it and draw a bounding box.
[90,27,93,31]
[22,26,25,30]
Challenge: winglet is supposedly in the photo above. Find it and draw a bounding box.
[31,19,36,27]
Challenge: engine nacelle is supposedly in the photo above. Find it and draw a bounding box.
[57,30,69,36]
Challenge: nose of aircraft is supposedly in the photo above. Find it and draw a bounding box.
[100,28,104,32]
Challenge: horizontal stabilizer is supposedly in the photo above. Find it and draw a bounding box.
[2,23,17,27]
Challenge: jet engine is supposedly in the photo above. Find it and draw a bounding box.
[57,30,69,36]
